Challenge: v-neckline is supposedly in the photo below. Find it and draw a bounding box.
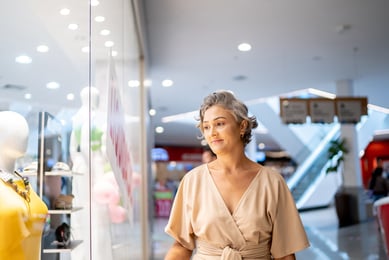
[206,164,261,216]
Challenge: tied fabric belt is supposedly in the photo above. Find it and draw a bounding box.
[196,240,270,260]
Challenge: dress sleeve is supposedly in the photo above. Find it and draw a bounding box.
[164,175,195,250]
[270,176,310,258]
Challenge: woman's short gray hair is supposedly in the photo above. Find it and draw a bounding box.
[196,90,258,146]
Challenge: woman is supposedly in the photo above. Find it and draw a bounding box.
[369,167,389,202]
[164,91,309,259]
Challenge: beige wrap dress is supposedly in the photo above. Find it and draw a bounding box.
[165,164,310,259]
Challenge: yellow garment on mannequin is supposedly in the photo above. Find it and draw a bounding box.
[0,179,48,260]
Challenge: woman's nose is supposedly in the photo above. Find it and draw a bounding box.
[210,126,217,136]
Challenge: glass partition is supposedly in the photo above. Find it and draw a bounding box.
[0,0,148,259]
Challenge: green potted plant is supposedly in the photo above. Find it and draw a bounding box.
[326,138,348,174]
[325,137,358,227]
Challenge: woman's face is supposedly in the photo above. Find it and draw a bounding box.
[202,105,242,154]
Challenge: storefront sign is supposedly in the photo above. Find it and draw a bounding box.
[279,97,367,124]
[309,99,335,123]
[280,98,308,124]
[336,97,368,124]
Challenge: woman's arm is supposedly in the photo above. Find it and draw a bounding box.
[164,241,193,260]
[275,254,296,260]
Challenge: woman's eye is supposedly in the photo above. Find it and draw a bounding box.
[216,122,224,127]
[203,125,210,130]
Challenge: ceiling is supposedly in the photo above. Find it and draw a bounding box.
[0,0,388,152]
[143,0,389,149]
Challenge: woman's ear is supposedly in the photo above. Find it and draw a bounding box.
[240,120,248,131]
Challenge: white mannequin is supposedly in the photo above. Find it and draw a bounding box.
[0,111,48,260]
[70,87,113,260]
[0,111,29,174]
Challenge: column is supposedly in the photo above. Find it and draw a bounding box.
[336,79,367,223]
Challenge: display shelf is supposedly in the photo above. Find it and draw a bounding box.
[36,112,86,256]
[48,207,83,214]
[20,170,83,177]
[43,240,83,253]
[45,170,83,176]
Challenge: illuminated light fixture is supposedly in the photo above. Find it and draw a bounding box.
[307,88,336,99]
[95,16,105,22]
[59,8,70,15]
[15,55,32,64]
[100,29,110,36]
[368,104,389,114]
[238,43,252,52]
[67,93,75,100]
[24,93,32,99]
[36,45,49,53]
[155,126,164,134]
[111,50,118,56]
[91,0,100,6]
[144,79,152,87]
[149,109,156,116]
[81,46,89,53]
[162,111,197,123]
[128,80,140,87]
[46,81,60,89]
[104,41,114,47]
[258,143,266,150]
[162,79,173,87]
[68,23,79,30]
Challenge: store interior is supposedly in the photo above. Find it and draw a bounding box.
[0,0,389,259]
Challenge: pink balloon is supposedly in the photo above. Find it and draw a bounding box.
[109,204,127,223]
[93,180,120,204]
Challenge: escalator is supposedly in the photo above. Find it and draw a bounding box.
[286,107,389,210]
[287,125,341,210]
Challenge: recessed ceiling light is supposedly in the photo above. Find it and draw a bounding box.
[24,93,32,99]
[91,0,100,6]
[46,81,60,89]
[238,43,252,52]
[111,50,118,56]
[95,16,105,22]
[155,126,164,133]
[36,45,49,53]
[162,79,173,87]
[335,24,351,33]
[68,23,79,30]
[81,46,89,53]
[59,8,70,15]
[100,29,110,36]
[258,143,266,149]
[67,93,75,100]
[128,80,140,87]
[104,41,114,47]
[149,109,156,116]
[15,55,32,64]
[233,75,247,81]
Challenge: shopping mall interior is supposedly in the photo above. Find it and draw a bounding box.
[0,0,389,259]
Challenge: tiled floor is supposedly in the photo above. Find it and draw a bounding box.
[152,205,388,259]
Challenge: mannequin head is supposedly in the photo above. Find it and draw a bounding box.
[80,86,100,110]
[0,111,29,171]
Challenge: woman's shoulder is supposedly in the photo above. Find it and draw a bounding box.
[257,165,287,185]
[182,164,208,181]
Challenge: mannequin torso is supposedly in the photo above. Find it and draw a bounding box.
[0,111,48,260]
